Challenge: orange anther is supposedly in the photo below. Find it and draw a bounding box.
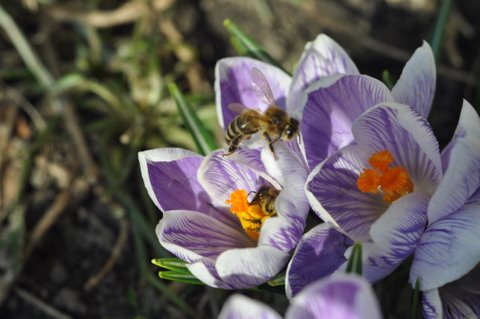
[357,169,381,193]
[369,150,394,173]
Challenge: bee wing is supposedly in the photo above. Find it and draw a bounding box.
[228,102,262,114]
[250,67,276,107]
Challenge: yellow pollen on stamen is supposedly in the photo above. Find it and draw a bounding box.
[225,189,271,241]
[357,150,414,203]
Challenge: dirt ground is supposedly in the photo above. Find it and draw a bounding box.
[1,0,480,318]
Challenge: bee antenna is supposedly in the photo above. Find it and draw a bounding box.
[248,190,257,196]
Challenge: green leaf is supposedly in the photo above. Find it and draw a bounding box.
[151,258,190,274]
[223,19,286,73]
[430,0,453,62]
[158,271,204,285]
[267,272,285,286]
[412,278,421,319]
[381,70,396,90]
[168,83,217,155]
[345,242,362,275]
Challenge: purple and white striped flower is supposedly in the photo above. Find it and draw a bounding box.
[409,100,480,318]
[218,274,382,319]
[300,41,435,169]
[139,142,308,289]
[287,102,443,296]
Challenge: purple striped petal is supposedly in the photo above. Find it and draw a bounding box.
[287,34,359,119]
[286,223,353,298]
[306,144,388,241]
[138,148,210,213]
[285,274,382,319]
[352,103,442,195]
[391,41,436,118]
[410,189,480,290]
[428,100,480,224]
[438,285,480,319]
[215,57,291,129]
[301,75,393,168]
[422,289,442,319]
[216,246,290,288]
[259,142,309,251]
[363,192,428,283]
[157,210,252,263]
[187,258,234,289]
[199,150,265,210]
[218,295,282,319]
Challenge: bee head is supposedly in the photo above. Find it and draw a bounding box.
[284,118,299,139]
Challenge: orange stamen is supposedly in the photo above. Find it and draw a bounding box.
[357,150,413,203]
[225,189,272,241]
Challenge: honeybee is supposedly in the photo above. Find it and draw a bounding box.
[223,68,299,156]
[249,185,280,216]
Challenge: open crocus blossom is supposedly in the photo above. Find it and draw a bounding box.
[288,102,443,295]
[138,142,308,289]
[218,274,382,319]
[300,41,435,169]
[409,100,480,318]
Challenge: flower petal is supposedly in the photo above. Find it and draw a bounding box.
[301,74,393,168]
[199,150,265,209]
[362,192,428,283]
[215,57,291,129]
[422,289,442,319]
[187,258,232,289]
[352,103,442,195]
[218,295,282,319]
[286,223,353,298]
[138,148,210,212]
[157,210,252,263]
[259,142,309,251]
[287,34,359,119]
[285,274,382,319]
[216,246,290,288]
[391,41,436,118]
[410,189,480,290]
[306,144,388,241]
[439,286,480,319]
[428,100,480,224]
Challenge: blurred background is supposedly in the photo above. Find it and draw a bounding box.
[0,0,479,318]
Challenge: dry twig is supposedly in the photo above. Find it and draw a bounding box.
[14,287,75,319]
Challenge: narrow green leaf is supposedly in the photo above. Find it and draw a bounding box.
[223,19,285,72]
[381,70,396,90]
[412,278,421,319]
[151,258,191,274]
[168,83,217,155]
[430,0,453,62]
[158,271,204,285]
[267,272,285,286]
[346,242,362,275]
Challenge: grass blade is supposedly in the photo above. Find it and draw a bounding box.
[168,83,217,155]
[223,19,285,72]
[267,272,285,287]
[158,271,204,286]
[346,242,363,275]
[151,258,190,274]
[430,0,453,62]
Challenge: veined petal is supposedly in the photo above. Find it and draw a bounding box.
[199,150,265,209]
[301,74,393,168]
[391,41,436,118]
[352,103,442,195]
[287,34,359,119]
[138,148,209,212]
[157,210,252,263]
[218,295,282,319]
[306,144,388,241]
[215,57,291,129]
[216,246,290,288]
[286,223,353,298]
[286,274,382,319]
[410,189,480,290]
[363,192,428,283]
[187,258,233,289]
[440,285,480,319]
[422,289,442,319]
[428,100,480,224]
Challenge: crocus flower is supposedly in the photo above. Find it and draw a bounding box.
[287,101,443,296]
[218,274,382,319]
[139,142,308,289]
[409,100,480,318]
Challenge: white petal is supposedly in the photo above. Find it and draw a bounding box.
[218,295,282,319]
